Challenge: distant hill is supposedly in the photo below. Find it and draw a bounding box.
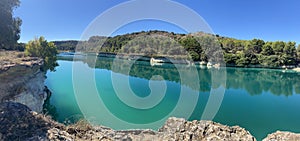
[52,40,79,51]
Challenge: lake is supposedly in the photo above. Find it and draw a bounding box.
[45,54,300,140]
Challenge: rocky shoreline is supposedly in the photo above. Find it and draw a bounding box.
[0,102,256,141]
[263,131,300,141]
[0,51,300,141]
[1,102,300,141]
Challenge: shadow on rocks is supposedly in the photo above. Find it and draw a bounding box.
[0,102,63,141]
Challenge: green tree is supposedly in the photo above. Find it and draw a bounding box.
[261,42,274,55]
[179,36,202,61]
[221,39,235,53]
[282,41,297,65]
[244,42,259,65]
[236,51,248,66]
[297,45,300,64]
[0,0,22,50]
[283,42,296,56]
[272,41,285,55]
[258,55,280,68]
[246,39,265,54]
[25,37,58,71]
[224,53,239,65]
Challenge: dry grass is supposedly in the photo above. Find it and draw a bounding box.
[66,119,93,132]
[0,51,26,64]
[0,51,42,71]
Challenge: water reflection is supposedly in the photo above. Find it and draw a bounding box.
[58,55,300,97]
[46,55,300,140]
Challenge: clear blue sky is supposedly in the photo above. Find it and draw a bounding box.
[15,0,300,44]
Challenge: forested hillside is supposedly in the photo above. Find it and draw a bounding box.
[54,30,300,68]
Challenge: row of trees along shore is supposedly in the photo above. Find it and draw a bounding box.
[54,30,300,68]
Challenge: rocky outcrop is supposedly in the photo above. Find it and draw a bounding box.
[0,102,63,141]
[48,117,256,141]
[263,131,300,141]
[0,51,47,112]
[0,102,256,141]
[158,117,256,141]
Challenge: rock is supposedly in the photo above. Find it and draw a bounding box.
[3,102,299,141]
[159,117,256,141]
[0,51,43,72]
[0,52,46,113]
[293,68,300,72]
[263,131,300,141]
[0,102,63,141]
[9,71,47,112]
[0,103,257,141]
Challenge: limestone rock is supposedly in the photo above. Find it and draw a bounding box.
[0,102,63,141]
[263,131,300,141]
[0,54,46,113]
[0,103,257,141]
[159,117,256,141]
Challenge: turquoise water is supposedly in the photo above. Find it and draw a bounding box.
[45,55,300,140]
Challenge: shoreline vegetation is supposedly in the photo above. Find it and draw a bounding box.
[53,30,300,70]
[58,50,300,72]
[59,51,300,71]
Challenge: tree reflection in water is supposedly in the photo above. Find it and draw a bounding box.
[59,55,300,97]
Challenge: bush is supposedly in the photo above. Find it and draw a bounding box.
[25,36,58,71]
